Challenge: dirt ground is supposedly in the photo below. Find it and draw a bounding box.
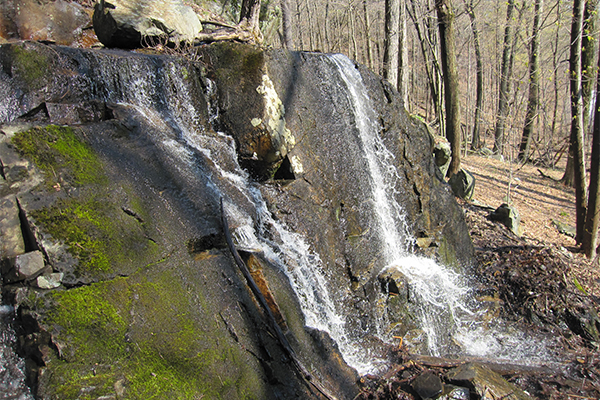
[461,154,600,299]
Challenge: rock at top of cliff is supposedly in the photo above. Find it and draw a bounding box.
[93,0,203,48]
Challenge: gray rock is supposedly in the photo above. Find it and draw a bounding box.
[412,370,443,399]
[4,250,46,283]
[93,0,202,49]
[448,168,475,201]
[34,273,64,289]
[489,203,520,235]
[439,384,470,399]
[447,362,533,400]
[0,195,25,259]
[433,135,452,177]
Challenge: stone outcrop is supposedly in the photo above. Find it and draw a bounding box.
[93,0,202,48]
[0,41,475,399]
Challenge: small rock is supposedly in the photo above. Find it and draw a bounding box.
[412,370,443,399]
[3,250,46,283]
[0,195,26,259]
[488,203,520,235]
[439,384,470,400]
[552,219,576,238]
[34,273,64,289]
[447,362,532,400]
[448,169,475,201]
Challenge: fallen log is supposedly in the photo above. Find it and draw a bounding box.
[220,198,337,400]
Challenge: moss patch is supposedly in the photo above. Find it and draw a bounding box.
[12,125,107,189]
[41,269,262,399]
[13,125,157,280]
[11,44,49,89]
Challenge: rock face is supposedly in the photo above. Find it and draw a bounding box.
[0,41,474,399]
[93,0,202,48]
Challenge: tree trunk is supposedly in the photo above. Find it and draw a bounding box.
[408,0,443,126]
[583,51,600,258]
[563,0,598,186]
[518,0,542,162]
[281,0,293,49]
[398,0,409,106]
[569,0,588,243]
[384,0,400,88]
[465,0,483,150]
[363,0,373,69]
[494,0,516,156]
[436,0,461,178]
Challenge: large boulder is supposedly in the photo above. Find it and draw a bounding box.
[93,0,202,48]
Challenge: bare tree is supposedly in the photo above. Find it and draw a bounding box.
[518,0,543,162]
[583,51,600,258]
[384,0,400,87]
[197,0,263,43]
[436,0,461,177]
[465,0,484,150]
[493,0,516,156]
[569,0,588,243]
[281,0,294,49]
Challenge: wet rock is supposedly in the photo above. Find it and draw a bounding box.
[412,370,443,399]
[0,195,25,259]
[446,362,533,400]
[488,203,520,235]
[3,250,46,283]
[93,0,202,49]
[448,168,475,201]
[439,384,470,399]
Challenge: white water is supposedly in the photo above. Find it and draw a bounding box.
[328,54,554,366]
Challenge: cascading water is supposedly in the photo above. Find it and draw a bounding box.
[327,53,554,366]
[100,51,553,373]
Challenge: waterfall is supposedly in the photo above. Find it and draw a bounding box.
[327,54,553,365]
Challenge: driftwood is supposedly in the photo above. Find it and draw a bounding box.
[220,198,337,400]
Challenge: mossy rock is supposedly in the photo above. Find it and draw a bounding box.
[12,125,159,284]
[34,259,265,400]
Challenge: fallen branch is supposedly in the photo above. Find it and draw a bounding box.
[220,198,337,400]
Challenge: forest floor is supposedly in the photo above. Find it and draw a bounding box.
[358,153,600,399]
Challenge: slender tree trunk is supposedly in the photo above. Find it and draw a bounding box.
[363,0,373,69]
[583,50,600,258]
[582,0,599,138]
[465,0,483,150]
[324,0,331,52]
[398,0,409,105]
[563,0,598,185]
[494,0,516,155]
[295,0,304,49]
[436,0,461,178]
[569,0,588,243]
[384,0,400,88]
[281,0,293,49]
[519,0,543,162]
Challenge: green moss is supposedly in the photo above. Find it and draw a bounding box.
[42,270,262,399]
[12,125,107,188]
[11,44,49,88]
